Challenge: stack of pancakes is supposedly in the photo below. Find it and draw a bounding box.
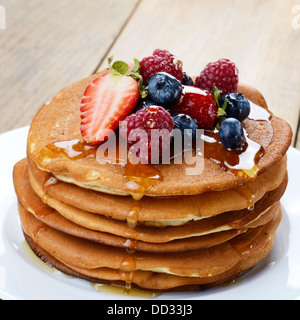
[13,71,292,291]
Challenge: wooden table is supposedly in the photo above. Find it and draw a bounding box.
[1,0,300,149]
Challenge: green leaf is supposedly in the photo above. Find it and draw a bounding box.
[220,98,227,111]
[213,86,227,120]
[133,58,140,73]
[217,107,226,117]
[128,71,148,98]
[216,116,227,130]
[212,86,222,108]
[111,61,129,76]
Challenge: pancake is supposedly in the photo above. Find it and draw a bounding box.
[14,160,248,252]
[27,152,287,226]
[14,158,286,252]
[19,203,281,290]
[13,61,292,292]
[22,231,275,291]
[26,71,292,198]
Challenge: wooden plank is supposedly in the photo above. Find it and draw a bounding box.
[97,0,300,146]
[0,0,139,133]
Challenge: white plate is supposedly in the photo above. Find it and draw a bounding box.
[0,126,300,300]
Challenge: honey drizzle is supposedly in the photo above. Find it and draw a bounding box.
[37,135,264,180]
[126,205,141,229]
[119,255,137,294]
[39,173,60,216]
[37,100,270,198]
[37,139,97,166]
[92,283,161,298]
[123,239,138,252]
[124,162,163,198]
[37,139,164,199]
[33,225,49,240]
[233,185,256,210]
[202,129,264,179]
[43,174,59,191]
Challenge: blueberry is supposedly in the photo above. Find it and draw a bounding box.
[148,72,182,107]
[172,114,197,140]
[221,92,250,121]
[219,118,245,149]
[182,72,194,86]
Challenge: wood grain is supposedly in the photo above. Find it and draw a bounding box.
[0,0,139,133]
[97,0,300,147]
[1,0,299,150]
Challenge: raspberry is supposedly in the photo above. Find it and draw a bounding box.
[195,58,239,95]
[140,49,184,84]
[171,86,217,129]
[120,106,174,164]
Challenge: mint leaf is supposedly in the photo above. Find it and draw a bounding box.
[111,61,129,76]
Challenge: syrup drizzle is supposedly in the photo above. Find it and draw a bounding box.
[200,101,271,178]
[37,139,97,166]
[36,102,270,195]
[233,185,256,210]
[124,163,163,199]
[92,282,160,298]
[123,238,138,252]
[43,175,59,191]
[33,225,49,240]
[37,139,164,199]
[119,255,137,293]
[201,129,264,179]
[126,205,141,229]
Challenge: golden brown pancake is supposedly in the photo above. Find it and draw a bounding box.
[14,159,248,252]
[22,230,274,291]
[14,158,286,252]
[27,152,287,225]
[19,203,281,290]
[26,71,292,198]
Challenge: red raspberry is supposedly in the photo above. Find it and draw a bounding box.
[171,86,217,129]
[195,58,239,95]
[140,49,184,84]
[120,106,174,164]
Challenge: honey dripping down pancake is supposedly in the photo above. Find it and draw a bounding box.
[16,53,293,293]
[18,202,282,290]
[27,154,287,226]
[14,159,287,252]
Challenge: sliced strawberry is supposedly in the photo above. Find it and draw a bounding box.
[80,66,139,144]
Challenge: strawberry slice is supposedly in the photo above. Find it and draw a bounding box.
[80,60,140,144]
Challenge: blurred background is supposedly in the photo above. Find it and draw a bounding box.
[0,0,300,148]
